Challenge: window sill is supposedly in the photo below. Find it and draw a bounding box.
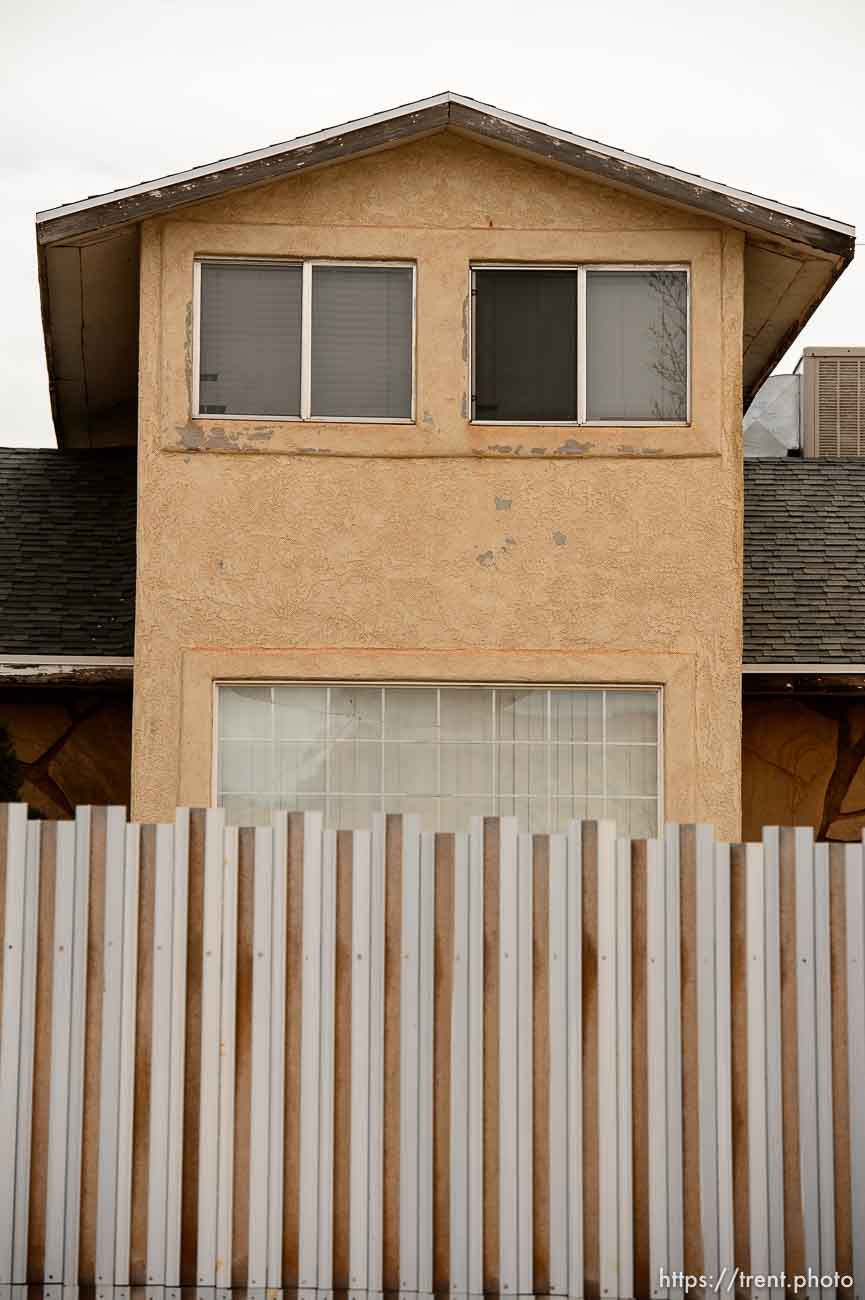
[167,416,717,458]
[192,412,416,425]
[469,419,692,430]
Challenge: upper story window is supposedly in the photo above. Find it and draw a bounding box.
[195,258,415,421]
[471,265,689,425]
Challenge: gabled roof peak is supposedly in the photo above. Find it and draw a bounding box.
[34,92,855,446]
[37,91,854,252]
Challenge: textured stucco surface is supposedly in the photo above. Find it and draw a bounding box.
[132,130,744,836]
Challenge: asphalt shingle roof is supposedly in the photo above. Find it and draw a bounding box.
[744,458,865,664]
[0,447,136,657]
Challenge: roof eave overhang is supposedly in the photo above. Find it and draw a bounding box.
[36,94,855,255]
[35,92,855,445]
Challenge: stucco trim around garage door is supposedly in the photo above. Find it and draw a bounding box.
[170,645,699,829]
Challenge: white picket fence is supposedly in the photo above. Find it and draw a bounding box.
[0,804,863,1296]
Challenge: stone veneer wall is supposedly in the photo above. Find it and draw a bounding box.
[743,693,865,842]
[0,687,132,817]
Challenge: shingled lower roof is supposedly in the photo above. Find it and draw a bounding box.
[0,447,136,657]
[744,458,865,665]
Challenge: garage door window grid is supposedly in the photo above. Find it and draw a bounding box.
[215,682,662,836]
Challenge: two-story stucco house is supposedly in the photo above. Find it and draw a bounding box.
[6,93,855,839]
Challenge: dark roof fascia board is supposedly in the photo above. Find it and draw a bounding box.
[36,93,855,259]
[448,102,854,259]
[742,663,865,673]
[36,100,451,245]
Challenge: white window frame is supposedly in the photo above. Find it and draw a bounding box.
[469,262,691,427]
[211,679,664,832]
[193,256,417,424]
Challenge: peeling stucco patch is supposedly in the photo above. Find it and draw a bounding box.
[554,438,592,455]
[553,531,567,546]
[177,424,205,450]
[478,536,516,568]
[176,424,252,451]
[184,301,193,412]
[495,497,512,510]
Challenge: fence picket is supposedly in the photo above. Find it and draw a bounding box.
[597,820,622,1300]
[566,823,583,1300]
[115,821,141,1283]
[847,841,865,1292]
[450,830,470,1296]
[368,813,386,1297]
[796,827,821,1297]
[814,842,836,1297]
[548,832,568,1296]
[43,820,77,1284]
[696,824,720,1284]
[267,814,287,1288]
[664,823,684,1300]
[714,841,735,1278]
[197,808,227,1285]
[399,815,422,1294]
[498,817,519,1297]
[298,811,324,1290]
[0,814,38,1284]
[350,828,372,1293]
[248,824,274,1288]
[95,806,129,1285]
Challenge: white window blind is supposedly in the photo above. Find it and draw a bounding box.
[310,265,414,419]
[217,684,661,835]
[585,269,688,422]
[198,261,303,417]
[196,259,414,421]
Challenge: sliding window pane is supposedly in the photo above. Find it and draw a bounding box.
[473,269,578,421]
[311,265,413,419]
[586,269,688,422]
[199,262,302,416]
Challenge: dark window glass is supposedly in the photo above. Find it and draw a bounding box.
[586,269,688,421]
[198,261,302,416]
[473,269,577,421]
[311,265,413,419]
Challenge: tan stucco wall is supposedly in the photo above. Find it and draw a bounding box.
[132,131,745,837]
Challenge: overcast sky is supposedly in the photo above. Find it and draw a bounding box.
[2,0,862,447]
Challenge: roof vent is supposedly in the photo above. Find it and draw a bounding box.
[802,348,865,457]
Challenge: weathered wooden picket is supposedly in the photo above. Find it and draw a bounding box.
[0,804,863,1297]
